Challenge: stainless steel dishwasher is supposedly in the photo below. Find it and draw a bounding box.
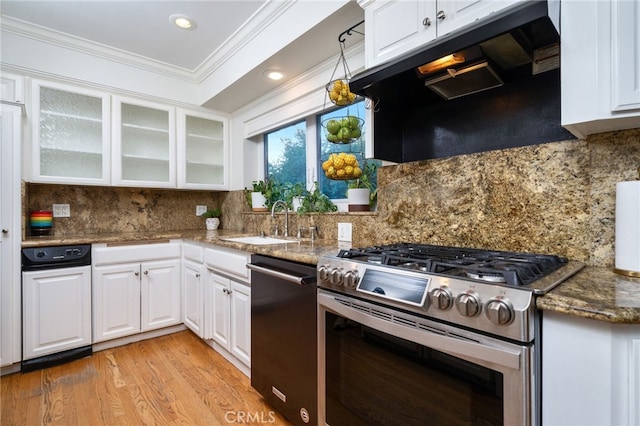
[247,254,317,426]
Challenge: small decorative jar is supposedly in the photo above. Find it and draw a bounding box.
[30,210,53,236]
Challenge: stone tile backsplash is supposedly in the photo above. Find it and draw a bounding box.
[24,128,640,267]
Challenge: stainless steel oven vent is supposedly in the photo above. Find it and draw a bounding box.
[424,61,504,100]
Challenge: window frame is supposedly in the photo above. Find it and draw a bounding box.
[263,100,372,207]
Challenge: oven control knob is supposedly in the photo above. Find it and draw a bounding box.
[429,286,453,310]
[318,265,330,281]
[486,298,514,325]
[329,268,343,285]
[455,292,481,317]
[343,270,359,288]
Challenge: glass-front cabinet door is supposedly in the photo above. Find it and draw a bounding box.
[177,109,228,190]
[30,80,110,185]
[112,97,176,187]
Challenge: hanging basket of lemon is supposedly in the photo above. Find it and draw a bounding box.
[326,79,357,106]
[321,152,363,180]
[322,115,363,144]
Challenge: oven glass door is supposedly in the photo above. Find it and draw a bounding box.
[318,291,533,426]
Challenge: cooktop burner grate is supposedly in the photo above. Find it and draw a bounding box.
[337,243,568,287]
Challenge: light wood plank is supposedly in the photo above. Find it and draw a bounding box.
[0,331,293,425]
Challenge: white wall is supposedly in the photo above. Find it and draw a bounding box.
[0,30,200,105]
[196,0,351,106]
[229,41,364,190]
[0,1,363,191]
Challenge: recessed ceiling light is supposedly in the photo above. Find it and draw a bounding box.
[264,69,285,81]
[170,14,196,30]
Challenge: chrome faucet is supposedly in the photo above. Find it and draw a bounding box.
[271,200,289,238]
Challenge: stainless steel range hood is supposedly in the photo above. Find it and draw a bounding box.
[350,1,560,101]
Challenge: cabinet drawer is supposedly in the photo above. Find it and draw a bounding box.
[205,246,251,283]
[183,243,204,263]
[93,242,181,265]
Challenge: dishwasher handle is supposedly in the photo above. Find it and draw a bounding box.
[247,263,317,285]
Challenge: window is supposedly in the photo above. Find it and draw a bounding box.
[318,101,370,200]
[265,120,306,185]
[264,100,377,203]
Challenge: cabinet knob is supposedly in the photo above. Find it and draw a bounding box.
[1,228,8,234]
[144,270,148,275]
[195,273,200,278]
[134,271,140,277]
[422,17,431,27]
[436,10,446,20]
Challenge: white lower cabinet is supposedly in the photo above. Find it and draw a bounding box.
[92,263,140,342]
[207,271,251,367]
[542,311,640,425]
[183,242,206,337]
[140,259,181,331]
[183,260,205,337]
[229,280,251,366]
[92,243,181,343]
[203,245,252,370]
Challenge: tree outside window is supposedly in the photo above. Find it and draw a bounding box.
[266,121,306,185]
[264,100,378,204]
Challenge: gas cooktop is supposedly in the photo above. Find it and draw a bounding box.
[317,243,584,342]
[334,243,576,290]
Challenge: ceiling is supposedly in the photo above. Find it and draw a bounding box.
[0,1,365,112]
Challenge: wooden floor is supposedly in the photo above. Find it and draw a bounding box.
[1,331,292,425]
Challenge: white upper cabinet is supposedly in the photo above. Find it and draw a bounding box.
[363,0,437,68]
[610,0,640,112]
[177,108,228,190]
[361,0,522,68]
[561,0,640,138]
[29,79,111,185]
[27,79,230,189]
[112,96,176,188]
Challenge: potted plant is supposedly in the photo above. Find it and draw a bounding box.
[202,208,221,230]
[347,161,377,212]
[283,182,308,212]
[298,183,338,214]
[245,177,283,211]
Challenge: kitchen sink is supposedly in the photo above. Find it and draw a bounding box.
[222,236,298,245]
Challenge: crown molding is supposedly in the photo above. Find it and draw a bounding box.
[0,1,294,85]
[192,0,295,83]
[0,16,196,82]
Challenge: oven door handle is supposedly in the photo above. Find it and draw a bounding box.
[247,263,316,285]
[320,293,522,370]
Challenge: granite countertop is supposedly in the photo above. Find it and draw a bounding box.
[22,229,344,267]
[22,231,640,325]
[536,266,640,324]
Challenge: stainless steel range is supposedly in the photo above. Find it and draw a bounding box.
[316,243,583,426]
